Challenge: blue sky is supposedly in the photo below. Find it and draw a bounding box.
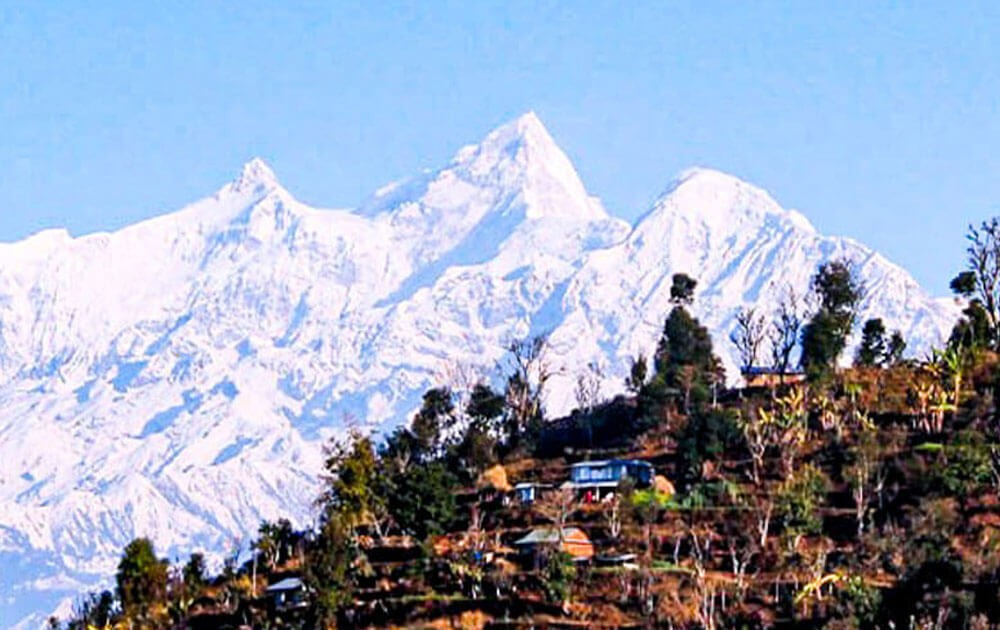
[1,1,997,293]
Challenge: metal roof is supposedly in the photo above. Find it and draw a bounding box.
[514,527,589,546]
[265,577,304,592]
[569,459,652,468]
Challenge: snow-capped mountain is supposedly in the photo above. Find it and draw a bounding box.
[0,113,958,626]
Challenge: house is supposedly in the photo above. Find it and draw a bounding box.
[513,481,551,504]
[566,459,654,500]
[265,576,309,614]
[741,366,806,388]
[513,527,595,562]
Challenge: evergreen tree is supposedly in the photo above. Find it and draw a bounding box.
[854,318,887,367]
[648,275,721,413]
[626,354,648,396]
[182,553,206,594]
[387,461,459,540]
[319,431,385,535]
[800,260,864,378]
[116,538,168,619]
[411,387,455,459]
[450,383,505,481]
[305,515,361,627]
[948,271,995,349]
[670,273,698,305]
[886,330,907,365]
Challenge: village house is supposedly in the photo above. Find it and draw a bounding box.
[513,481,552,504]
[265,576,310,615]
[565,459,654,501]
[513,527,595,565]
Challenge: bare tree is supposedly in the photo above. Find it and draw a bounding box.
[739,408,769,486]
[846,426,894,540]
[770,286,803,379]
[603,494,623,541]
[575,361,604,448]
[731,307,768,377]
[534,486,578,545]
[502,333,557,448]
[967,218,1000,343]
[574,361,604,414]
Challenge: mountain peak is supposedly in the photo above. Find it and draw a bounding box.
[449,113,608,221]
[468,111,562,162]
[228,157,280,195]
[641,166,790,231]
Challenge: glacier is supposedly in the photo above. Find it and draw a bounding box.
[0,112,959,627]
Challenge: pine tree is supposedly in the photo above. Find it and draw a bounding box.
[800,260,864,378]
[855,318,887,367]
[116,538,168,620]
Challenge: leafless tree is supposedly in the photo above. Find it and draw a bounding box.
[502,333,557,446]
[846,429,883,539]
[770,286,803,379]
[575,361,604,448]
[534,486,577,544]
[731,307,767,376]
[967,218,1000,342]
[603,494,623,541]
[574,360,604,414]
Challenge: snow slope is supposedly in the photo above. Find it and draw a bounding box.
[0,113,958,626]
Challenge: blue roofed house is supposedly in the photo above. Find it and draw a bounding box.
[565,459,654,502]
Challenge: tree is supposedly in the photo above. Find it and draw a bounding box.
[775,464,829,542]
[770,286,803,378]
[574,361,604,447]
[854,318,887,367]
[948,268,995,350]
[411,386,455,459]
[116,538,168,619]
[950,270,977,297]
[731,307,767,376]
[452,388,498,476]
[886,330,907,365]
[676,408,741,488]
[319,430,386,537]
[501,334,555,452]
[255,519,297,571]
[846,429,884,538]
[965,218,1000,345]
[67,590,115,630]
[450,382,505,480]
[305,515,361,627]
[182,553,206,594]
[387,461,459,540]
[800,260,864,378]
[626,354,648,396]
[650,294,720,413]
[670,273,698,305]
[534,486,578,537]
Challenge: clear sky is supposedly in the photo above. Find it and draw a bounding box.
[1,1,997,293]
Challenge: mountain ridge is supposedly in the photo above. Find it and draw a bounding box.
[0,113,959,627]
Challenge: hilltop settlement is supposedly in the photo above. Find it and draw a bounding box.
[53,219,1000,628]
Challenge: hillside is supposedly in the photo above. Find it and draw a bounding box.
[1,114,959,625]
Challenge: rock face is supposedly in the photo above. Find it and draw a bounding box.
[0,112,958,626]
